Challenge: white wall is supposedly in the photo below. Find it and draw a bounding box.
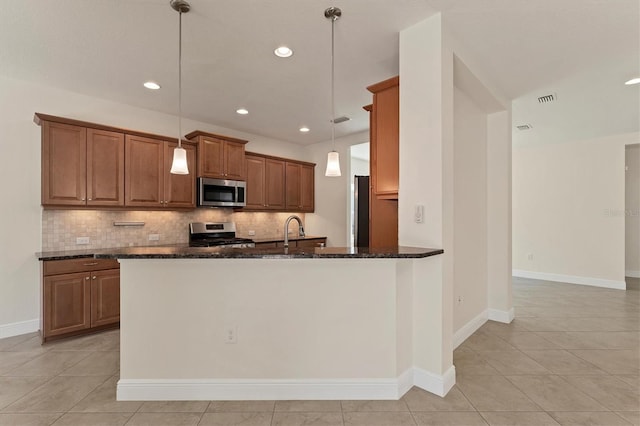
[0,74,305,336]
[452,87,487,332]
[513,133,632,288]
[304,132,369,247]
[626,144,640,277]
[351,157,369,177]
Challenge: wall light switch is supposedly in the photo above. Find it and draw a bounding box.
[76,237,90,245]
[414,204,424,223]
[148,234,160,241]
[248,230,256,236]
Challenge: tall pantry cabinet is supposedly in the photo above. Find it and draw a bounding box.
[365,76,399,248]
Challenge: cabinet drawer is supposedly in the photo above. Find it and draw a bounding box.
[44,258,120,276]
[297,239,326,248]
[254,242,278,248]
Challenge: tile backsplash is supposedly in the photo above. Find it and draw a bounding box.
[42,209,305,251]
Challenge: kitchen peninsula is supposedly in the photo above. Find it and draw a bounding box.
[93,245,451,401]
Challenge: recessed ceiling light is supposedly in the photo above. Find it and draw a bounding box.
[143,81,161,90]
[236,108,249,115]
[274,46,293,58]
[299,127,310,133]
[625,77,640,85]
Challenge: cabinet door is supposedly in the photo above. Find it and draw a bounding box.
[224,142,246,180]
[87,129,125,206]
[164,143,196,208]
[245,155,266,209]
[300,164,315,212]
[90,269,120,328]
[199,136,225,178]
[372,82,399,197]
[125,135,164,207]
[285,162,301,210]
[42,122,87,206]
[265,159,286,210]
[43,272,91,337]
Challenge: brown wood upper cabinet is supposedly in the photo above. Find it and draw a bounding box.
[125,135,196,208]
[244,152,315,212]
[186,130,247,180]
[41,121,124,207]
[368,76,399,199]
[365,76,399,248]
[285,162,314,212]
[245,154,285,210]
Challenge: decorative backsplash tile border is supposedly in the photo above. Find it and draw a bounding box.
[42,209,305,251]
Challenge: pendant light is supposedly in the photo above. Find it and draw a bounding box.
[169,0,190,175]
[324,7,342,177]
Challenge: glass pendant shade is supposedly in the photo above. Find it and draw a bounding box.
[170,146,189,175]
[325,150,341,177]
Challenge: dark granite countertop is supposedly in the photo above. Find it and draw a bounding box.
[37,248,105,261]
[91,245,443,259]
[36,245,186,261]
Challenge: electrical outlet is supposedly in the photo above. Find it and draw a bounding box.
[248,230,256,236]
[148,234,160,241]
[76,237,90,245]
[527,253,534,261]
[224,325,237,344]
[457,295,463,304]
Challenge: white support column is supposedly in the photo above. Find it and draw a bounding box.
[399,13,455,395]
[487,110,513,322]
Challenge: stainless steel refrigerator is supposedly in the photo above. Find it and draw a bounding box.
[354,175,370,247]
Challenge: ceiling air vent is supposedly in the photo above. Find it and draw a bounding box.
[516,124,533,131]
[331,116,351,124]
[537,93,557,103]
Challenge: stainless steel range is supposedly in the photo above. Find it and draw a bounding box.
[188,222,255,248]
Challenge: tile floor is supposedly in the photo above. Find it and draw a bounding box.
[0,277,638,425]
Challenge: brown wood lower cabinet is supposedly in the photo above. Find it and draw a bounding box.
[42,258,120,342]
[90,269,120,328]
[43,272,91,337]
[254,238,326,248]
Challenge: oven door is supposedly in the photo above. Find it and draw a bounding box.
[197,177,246,207]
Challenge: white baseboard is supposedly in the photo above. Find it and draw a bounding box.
[453,310,488,349]
[0,319,39,339]
[397,368,414,398]
[626,270,640,278]
[413,365,456,397]
[513,269,626,290]
[488,308,515,323]
[117,367,457,401]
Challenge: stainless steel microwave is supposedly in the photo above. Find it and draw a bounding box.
[197,177,246,208]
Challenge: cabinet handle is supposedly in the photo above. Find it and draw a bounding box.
[83,262,98,266]
[85,276,90,280]
[88,198,92,201]
[81,198,86,201]
[92,276,96,280]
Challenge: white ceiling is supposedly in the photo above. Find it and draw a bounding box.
[0,0,638,145]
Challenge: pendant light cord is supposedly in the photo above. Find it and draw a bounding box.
[330,14,336,151]
[178,10,183,148]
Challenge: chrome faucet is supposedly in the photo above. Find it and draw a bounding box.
[283,215,305,248]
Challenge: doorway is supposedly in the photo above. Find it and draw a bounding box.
[349,143,369,247]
